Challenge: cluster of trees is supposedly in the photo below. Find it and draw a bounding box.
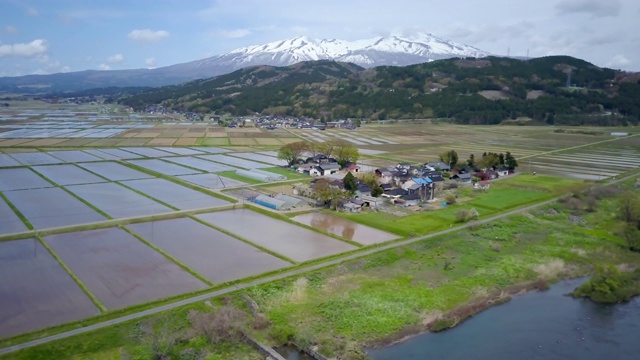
[619,192,640,252]
[439,150,518,170]
[572,265,640,304]
[277,139,360,167]
[116,55,640,125]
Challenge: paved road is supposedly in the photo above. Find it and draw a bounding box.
[0,198,561,355]
[1,171,637,356]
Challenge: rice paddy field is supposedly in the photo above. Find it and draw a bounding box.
[301,124,640,181]
[1,103,640,345]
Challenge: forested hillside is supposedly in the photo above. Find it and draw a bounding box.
[117,56,640,126]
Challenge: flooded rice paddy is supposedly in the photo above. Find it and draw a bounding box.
[177,173,247,189]
[44,228,207,309]
[66,182,171,218]
[230,152,288,166]
[46,150,103,163]
[0,154,20,167]
[127,218,290,283]
[82,149,120,160]
[198,154,271,169]
[121,178,229,209]
[33,164,107,186]
[0,196,28,233]
[0,168,53,191]
[292,212,398,245]
[164,156,238,172]
[0,239,99,338]
[90,148,143,160]
[4,187,105,229]
[126,159,202,176]
[78,162,153,181]
[8,152,62,166]
[154,147,205,156]
[196,209,356,262]
[120,147,174,158]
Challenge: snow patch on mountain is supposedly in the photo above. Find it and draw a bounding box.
[195,32,490,70]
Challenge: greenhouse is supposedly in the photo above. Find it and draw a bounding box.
[274,194,307,208]
[252,194,289,210]
[251,168,287,181]
[235,169,277,182]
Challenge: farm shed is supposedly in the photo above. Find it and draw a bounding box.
[252,194,290,210]
[251,168,287,181]
[274,194,307,208]
[235,169,276,182]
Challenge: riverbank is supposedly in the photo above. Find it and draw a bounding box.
[241,184,640,359]
[368,278,640,360]
[368,279,550,349]
[4,178,639,359]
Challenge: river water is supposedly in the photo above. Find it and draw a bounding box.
[369,278,640,360]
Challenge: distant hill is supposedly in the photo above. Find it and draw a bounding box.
[0,33,488,94]
[116,56,640,126]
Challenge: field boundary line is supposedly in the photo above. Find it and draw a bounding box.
[1,171,638,356]
[120,226,214,287]
[34,234,107,313]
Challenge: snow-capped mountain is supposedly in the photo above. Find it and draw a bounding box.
[192,33,489,70]
[0,32,490,93]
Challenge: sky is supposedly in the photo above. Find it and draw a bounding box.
[0,0,638,77]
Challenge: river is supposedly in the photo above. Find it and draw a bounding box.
[369,278,640,360]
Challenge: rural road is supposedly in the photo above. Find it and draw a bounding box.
[0,196,581,355]
[1,172,637,356]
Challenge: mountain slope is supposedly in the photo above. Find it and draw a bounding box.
[0,33,488,93]
[117,56,640,126]
[196,33,489,69]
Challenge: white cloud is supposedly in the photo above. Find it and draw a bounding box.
[144,57,156,67]
[27,7,38,17]
[0,39,48,57]
[556,0,621,17]
[127,29,169,43]
[5,25,17,34]
[98,64,111,70]
[217,29,252,38]
[606,54,631,68]
[61,66,71,73]
[107,53,124,63]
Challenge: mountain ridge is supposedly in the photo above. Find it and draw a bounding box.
[115,55,640,127]
[0,32,488,93]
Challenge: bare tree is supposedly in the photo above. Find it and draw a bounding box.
[188,306,246,345]
[136,317,184,360]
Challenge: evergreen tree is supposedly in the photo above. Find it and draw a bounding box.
[505,152,518,170]
[343,172,358,193]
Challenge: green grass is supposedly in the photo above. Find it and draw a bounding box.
[241,192,638,357]
[494,174,585,193]
[0,191,33,230]
[466,188,549,211]
[216,171,264,185]
[261,167,310,180]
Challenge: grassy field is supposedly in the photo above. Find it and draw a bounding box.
[216,170,264,185]
[3,175,638,360]
[261,166,310,180]
[240,188,639,358]
[339,175,582,237]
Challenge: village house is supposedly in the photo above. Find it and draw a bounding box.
[309,163,341,176]
[451,172,472,183]
[425,161,451,172]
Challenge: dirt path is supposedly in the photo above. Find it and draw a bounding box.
[515,133,640,160]
[1,172,637,356]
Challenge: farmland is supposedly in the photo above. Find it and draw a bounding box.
[1,103,640,359]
